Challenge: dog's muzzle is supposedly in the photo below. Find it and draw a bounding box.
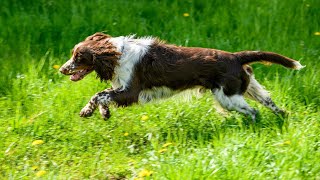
[59,59,76,75]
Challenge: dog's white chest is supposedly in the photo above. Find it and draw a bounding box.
[109,36,154,90]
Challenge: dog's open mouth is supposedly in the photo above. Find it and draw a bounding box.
[70,69,93,81]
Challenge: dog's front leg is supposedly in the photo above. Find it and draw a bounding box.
[80,88,138,119]
[80,89,113,119]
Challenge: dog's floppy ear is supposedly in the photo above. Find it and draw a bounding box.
[87,34,120,81]
[85,32,112,41]
[93,55,119,82]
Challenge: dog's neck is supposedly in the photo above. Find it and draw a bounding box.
[109,35,155,90]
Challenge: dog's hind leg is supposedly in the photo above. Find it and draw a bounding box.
[245,76,285,116]
[212,88,258,122]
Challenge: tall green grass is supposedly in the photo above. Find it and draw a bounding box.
[1,0,319,179]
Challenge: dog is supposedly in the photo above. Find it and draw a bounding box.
[59,32,304,121]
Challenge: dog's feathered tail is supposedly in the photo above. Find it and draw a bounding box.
[234,51,305,70]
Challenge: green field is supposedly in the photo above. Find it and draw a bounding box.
[1,0,320,179]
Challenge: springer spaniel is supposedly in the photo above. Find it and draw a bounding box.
[60,32,304,121]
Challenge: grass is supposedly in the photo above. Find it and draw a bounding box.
[0,0,320,179]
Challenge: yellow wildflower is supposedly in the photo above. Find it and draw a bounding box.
[141,115,149,121]
[138,169,153,177]
[162,142,173,148]
[32,140,44,146]
[158,148,167,153]
[134,178,144,180]
[36,170,47,177]
[283,140,291,145]
[314,32,320,36]
[53,65,60,69]
[31,166,39,170]
[124,132,129,136]
[183,13,190,17]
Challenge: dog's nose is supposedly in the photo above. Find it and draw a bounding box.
[59,66,68,74]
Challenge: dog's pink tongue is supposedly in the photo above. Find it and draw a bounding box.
[70,74,81,81]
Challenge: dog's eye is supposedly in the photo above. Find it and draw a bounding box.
[74,55,81,62]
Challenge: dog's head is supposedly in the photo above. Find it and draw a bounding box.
[59,32,121,81]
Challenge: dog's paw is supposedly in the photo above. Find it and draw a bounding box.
[79,107,94,117]
[99,105,111,120]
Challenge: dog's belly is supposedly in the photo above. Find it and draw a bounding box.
[138,86,205,103]
[138,86,177,103]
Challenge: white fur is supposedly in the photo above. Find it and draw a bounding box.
[292,61,305,70]
[213,88,253,115]
[139,86,177,103]
[245,75,283,113]
[109,35,155,90]
[138,86,205,104]
[96,93,112,105]
[244,75,270,101]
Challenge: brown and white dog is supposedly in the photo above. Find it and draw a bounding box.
[60,32,304,121]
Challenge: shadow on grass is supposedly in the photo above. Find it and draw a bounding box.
[154,111,289,145]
